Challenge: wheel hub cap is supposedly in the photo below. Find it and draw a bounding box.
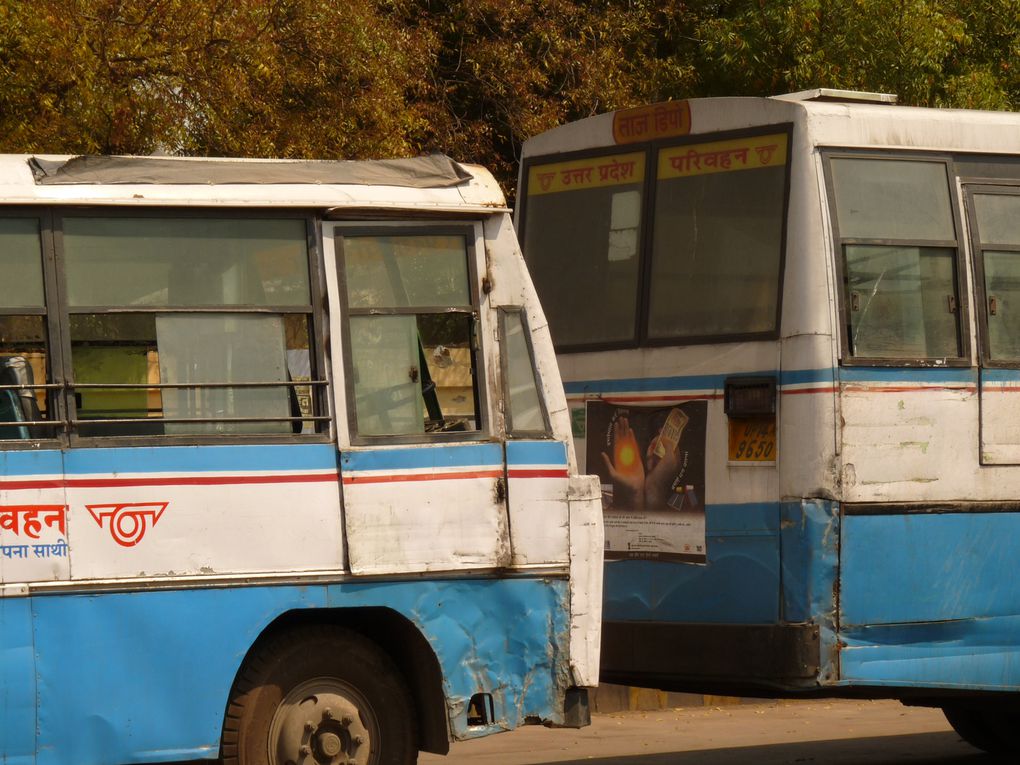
[269,678,376,765]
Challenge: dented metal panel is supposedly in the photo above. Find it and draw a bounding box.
[839,617,1020,690]
[603,503,781,625]
[838,367,977,503]
[839,506,1020,689]
[26,578,569,763]
[840,509,1020,623]
[393,578,572,738]
[780,499,840,684]
[566,473,603,687]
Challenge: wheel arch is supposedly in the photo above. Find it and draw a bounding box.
[223,606,450,756]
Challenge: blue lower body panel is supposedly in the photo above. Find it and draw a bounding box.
[0,597,36,765]
[603,503,781,624]
[12,577,569,764]
[839,510,1020,691]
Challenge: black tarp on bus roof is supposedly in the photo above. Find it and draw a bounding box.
[28,153,473,188]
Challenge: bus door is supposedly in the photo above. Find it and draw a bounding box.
[497,306,570,567]
[326,223,511,575]
[966,185,1020,464]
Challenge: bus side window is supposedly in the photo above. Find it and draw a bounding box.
[972,193,1020,360]
[828,157,963,361]
[337,232,481,438]
[648,132,789,342]
[60,216,319,437]
[498,308,550,436]
[0,217,55,441]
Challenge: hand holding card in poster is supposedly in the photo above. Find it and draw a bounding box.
[588,399,707,563]
[598,416,645,508]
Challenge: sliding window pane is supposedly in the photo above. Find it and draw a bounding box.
[70,313,308,436]
[157,314,291,435]
[342,235,471,309]
[63,218,310,307]
[349,315,423,436]
[974,194,1020,247]
[830,159,955,241]
[984,251,1020,360]
[0,218,45,308]
[845,245,959,358]
[70,314,160,436]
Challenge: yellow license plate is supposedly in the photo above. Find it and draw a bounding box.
[728,417,776,462]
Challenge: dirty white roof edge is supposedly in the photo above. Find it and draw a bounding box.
[521,95,1020,158]
[0,154,508,212]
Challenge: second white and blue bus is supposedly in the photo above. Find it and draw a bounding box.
[517,89,1020,754]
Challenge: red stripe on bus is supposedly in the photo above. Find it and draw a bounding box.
[570,385,976,401]
[781,386,838,395]
[508,469,569,479]
[843,384,977,394]
[342,469,504,485]
[0,473,339,491]
[567,393,724,403]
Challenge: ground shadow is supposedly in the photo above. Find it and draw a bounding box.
[511,731,1003,765]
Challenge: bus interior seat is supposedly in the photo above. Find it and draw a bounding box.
[1,356,43,438]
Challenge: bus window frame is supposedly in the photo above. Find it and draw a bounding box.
[518,142,653,354]
[497,306,552,439]
[333,222,491,447]
[822,149,972,368]
[0,207,66,448]
[641,123,793,348]
[49,207,331,448]
[518,123,794,353]
[963,181,1020,370]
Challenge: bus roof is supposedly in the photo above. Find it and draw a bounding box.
[0,153,508,212]
[521,94,1020,159]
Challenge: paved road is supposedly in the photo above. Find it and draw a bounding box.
[420,700,996,764]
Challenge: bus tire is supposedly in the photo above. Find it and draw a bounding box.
[223,625,418,765]
[942,705,1015,755]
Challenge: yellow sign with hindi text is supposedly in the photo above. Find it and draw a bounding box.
[659,133,788,180]
[526,152,645,196]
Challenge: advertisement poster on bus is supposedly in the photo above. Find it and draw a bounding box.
[586,400,707,564]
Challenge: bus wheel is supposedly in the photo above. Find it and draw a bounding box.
[223,626,418,765]
[942,705,1015,755]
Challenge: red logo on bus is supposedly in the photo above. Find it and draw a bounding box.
[86,502,168,547]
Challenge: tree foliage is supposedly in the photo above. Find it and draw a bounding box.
[691,0,1020,110]
[0,0,1018,194]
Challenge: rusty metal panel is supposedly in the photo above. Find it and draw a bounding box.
[780,499,840,684]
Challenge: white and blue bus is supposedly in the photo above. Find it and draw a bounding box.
[517,90,1020,753]
[0,153,603,764]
